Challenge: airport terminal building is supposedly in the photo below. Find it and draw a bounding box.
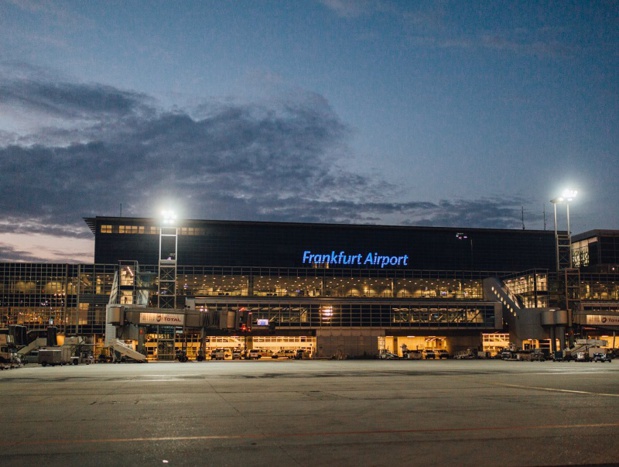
[1,217,618,360]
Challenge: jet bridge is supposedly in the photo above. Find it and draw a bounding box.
[484,277,568,354]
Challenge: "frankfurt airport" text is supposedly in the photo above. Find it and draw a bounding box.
[302,250,409,268]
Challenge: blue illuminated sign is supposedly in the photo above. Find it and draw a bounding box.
[302,250,409,268]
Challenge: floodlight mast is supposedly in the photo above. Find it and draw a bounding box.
[550,189,577,271]
[158,209,178,312]
[550,190,578,352]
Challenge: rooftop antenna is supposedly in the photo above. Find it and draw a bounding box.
[521,206,525,230]
[543,204,546,230]
[119,203,122,217]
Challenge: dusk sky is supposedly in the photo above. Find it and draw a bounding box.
[1,0,617,263]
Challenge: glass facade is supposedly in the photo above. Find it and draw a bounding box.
[1,218,617,357]
[580,274,619,301]
[503,270,550,308]
[197,299,496,329]
[572,230,619,272]
[176,267,484,300]
[2,261,617,334]
[0,263,116,334]
[0,262,497,333]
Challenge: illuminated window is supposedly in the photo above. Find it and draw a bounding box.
[101,225,112,234]
[118,225,142,234]
[179,228,205,236]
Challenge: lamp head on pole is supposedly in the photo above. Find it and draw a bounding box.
[562,189,577,202]
[161,209,177,225]
[550,189,577,205]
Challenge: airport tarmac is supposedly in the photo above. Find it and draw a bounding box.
[1,359,618,466]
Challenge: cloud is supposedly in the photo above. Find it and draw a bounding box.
[0,80,152,121]
[252,197,532,229]
[0,65,533,261]
[0,243,44,262]
[322,1,594,60]
[318,0,386,18]
[0,232,93,263]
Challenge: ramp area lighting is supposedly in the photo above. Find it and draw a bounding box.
[161,210,177,225]
[551,189,578,204]
[562,189,578,202]
[550,188,577,270]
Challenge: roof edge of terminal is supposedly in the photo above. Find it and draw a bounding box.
[83,215,561,235]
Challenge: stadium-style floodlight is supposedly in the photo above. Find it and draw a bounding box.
[550,189,577,270]
[161,209,177,225]
[550,189,578,206]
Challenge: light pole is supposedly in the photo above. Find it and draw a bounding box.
[550,189,578,352]
[158,209,178,309]
[550,189,577,271]
[156,209,180,361]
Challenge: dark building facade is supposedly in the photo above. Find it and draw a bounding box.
[86,217,557,272]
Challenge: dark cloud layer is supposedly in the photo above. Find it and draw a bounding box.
[0,69,532,260]
[0,80,151,120]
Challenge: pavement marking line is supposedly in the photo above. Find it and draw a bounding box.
[2,422,619,448]
[489,382,619,397]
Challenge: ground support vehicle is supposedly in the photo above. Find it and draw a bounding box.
[15,337,47,364]
[564,339,608,362]
[514,349,546,362]
[454,348,479,359]
[20,350,40,365]
[0,334,13,369]
[403,350,423,360]
[530,349,547,361]
[500,350,518,360]
[109,339,148,363]
[0,356,22,370]
[0,357,21,369]
[575,351,589,362]
[248,349,273,360]
[378,350,399,360]
[247,349,262,359]
[272,349,295,359]
[592,352,612,363]
[38,347,73,366]
[176,349,189,362]
[294,349,311,359]
[98,353,113,363]
[210,348,231,360]
[0,334,23,369]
